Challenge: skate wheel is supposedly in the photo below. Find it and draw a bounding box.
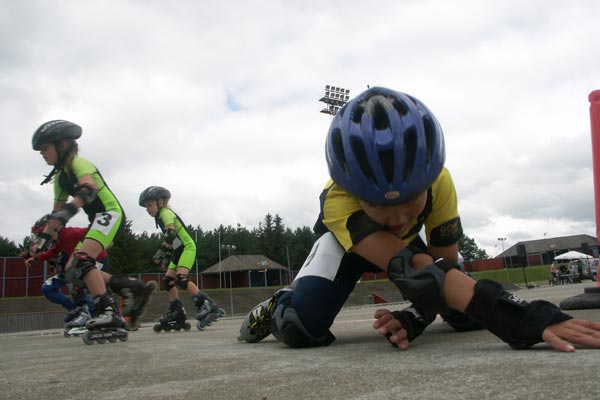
[196,322,205,331]
[82,331,94,345]
[153,324,162,333]
[108,337,117,343]
[164,325,172,332]
[96,337,107,344]
[118,333,128,342]
[64,331,70,338]
[175,326,182,331]
[184,322,191,331]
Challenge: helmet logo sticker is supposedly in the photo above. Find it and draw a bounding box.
[384,191,400,200]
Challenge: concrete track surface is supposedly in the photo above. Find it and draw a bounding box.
[1,283,599,400]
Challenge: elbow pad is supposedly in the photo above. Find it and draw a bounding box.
[163,228,177,245]
[387,246,461,312]
[74,183,98,205]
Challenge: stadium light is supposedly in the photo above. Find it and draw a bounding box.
[498,237,509,281]
[221,244,236,315]
[319,84,350,116]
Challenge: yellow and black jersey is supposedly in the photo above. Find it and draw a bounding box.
[314,167,462,251]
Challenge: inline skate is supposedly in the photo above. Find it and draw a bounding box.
[238,288,291,342]
[64,305,91,337]
[153,299,191,332]
[108,277,156,331]
[83,293,128,345]
[195,295,225,331]
[125,280,156,331]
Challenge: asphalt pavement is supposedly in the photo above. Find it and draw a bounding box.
[1,283,599,400]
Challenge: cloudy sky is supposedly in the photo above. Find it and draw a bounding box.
[1,0,599,257]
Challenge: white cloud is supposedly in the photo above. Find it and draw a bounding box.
[1,0,599,258]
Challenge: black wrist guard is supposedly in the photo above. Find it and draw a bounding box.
[466,279,573,349]
[49,203,78,224]
[153,248,166,262]
[390,306,437,344]
[35,232,53,252]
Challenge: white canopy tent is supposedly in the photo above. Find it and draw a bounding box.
[553,250,592,261]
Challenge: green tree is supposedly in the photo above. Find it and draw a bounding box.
[108,218,152,274]
[458,234,489,261]
[286,226,318,270]
[0,236,19,256]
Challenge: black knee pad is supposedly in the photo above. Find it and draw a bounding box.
[66,251,97,285]
[163,275,176,291]
[108,276,139,294]
[271,299,335,348]
[175,274,189,290]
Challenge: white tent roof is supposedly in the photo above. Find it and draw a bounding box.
[553,250,592,261]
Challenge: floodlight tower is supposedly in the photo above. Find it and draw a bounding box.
[319,84,350,116]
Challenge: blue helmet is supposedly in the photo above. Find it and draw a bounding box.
[325,87,445,205]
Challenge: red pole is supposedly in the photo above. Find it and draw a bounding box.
[589,90,600,242]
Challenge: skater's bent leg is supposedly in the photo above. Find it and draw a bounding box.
[76,240,107,296]
[42,276,75,310]
[272,252,371,348]
[163,270,179,302]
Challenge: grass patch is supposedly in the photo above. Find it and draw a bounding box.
[470,265,552,284]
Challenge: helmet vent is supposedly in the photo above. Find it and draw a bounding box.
[331,128,348,174]
[351,137,375,184]
[403,128,417,181]
[378,150,395,184]
[371,102,389,130]
[352,106,365,123]
[392,99,409,117]
[423,116,436,163]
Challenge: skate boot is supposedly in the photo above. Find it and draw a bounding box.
[64,307,80,324]
[125,281,157,331]
[194,294,225,331]
[238,287,292,343]
[82,293,128,345]
[108,276,156,330]
[153,299,191,332]
[64,305,91,337]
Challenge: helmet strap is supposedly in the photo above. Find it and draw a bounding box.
[40,167,57,186]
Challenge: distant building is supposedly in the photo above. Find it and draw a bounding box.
[464,234,598,272]
[497,234,599,266]
[201,254,293,288]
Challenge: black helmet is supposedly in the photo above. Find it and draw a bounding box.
[31,214,50,234]
[139,186,171,207]
[32,120,82,151]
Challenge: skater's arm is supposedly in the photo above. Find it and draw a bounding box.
[428,243,459,263]
[350,231,435,271]
[379,268,600,351]
[372,309,412,350]
[542,319,600,351]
